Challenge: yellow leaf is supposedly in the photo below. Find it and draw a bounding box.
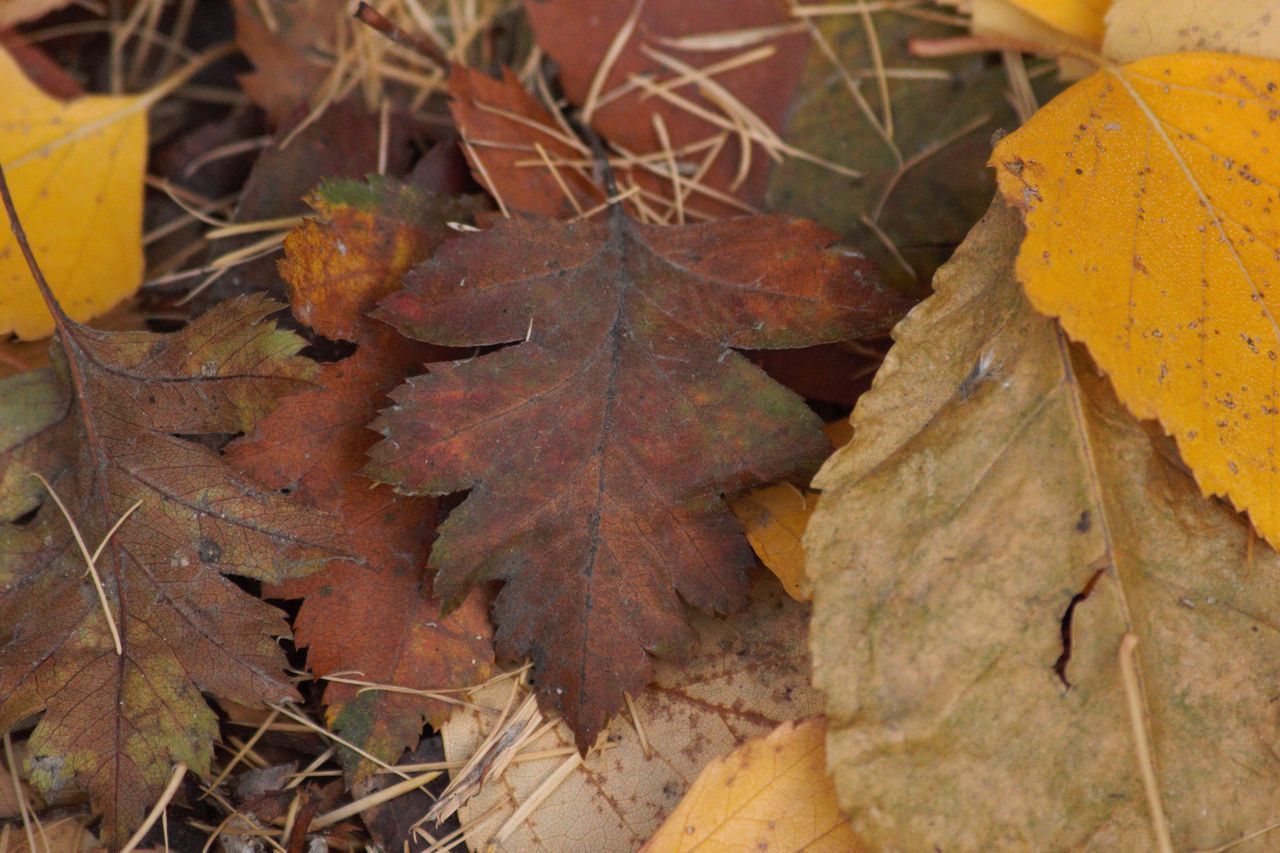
[730,421,851,601]
[973,0,1109,49]
[0,45,146,340]
[641,717,861,853]
[1005,0,1109,44]
[992,53,1280,547]
[730,484,815,601]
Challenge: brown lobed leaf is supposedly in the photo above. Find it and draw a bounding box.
[441,573,823,851]
[0,290,345,843]
[227,177,494,774]
[365,204,907,749]
[805,198,1280,848]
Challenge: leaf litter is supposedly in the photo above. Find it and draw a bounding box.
[15,0,1267,849]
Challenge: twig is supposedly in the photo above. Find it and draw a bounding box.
[353,2,447,66]
[1119,634,1174,853]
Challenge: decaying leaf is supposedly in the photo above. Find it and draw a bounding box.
[366,203,906,750]
[641,717,860,852]
[227,177,493,773]
[993,53,1280,548]
[0,242,344,844]
[525,0,810,212]
[0,44,145,339]
[806,198,1280,849]
[768,8,1035,288]
[448,65,605,219]
[231,0,343,125]
[279,176,474,343]
[1104,0,1280,62]
[441,574,823,852]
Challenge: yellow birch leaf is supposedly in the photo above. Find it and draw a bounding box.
[641,717,861,853]
[992,53,1280,548]
[0,44,146,340]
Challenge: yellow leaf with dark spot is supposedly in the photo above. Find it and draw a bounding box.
[993,53,1280,547]
[0,44,145,339]
[641,717,861,853]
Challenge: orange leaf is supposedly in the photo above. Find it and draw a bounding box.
[993,53,1280,547]
[641,717,862,852]
[228,177,494,773]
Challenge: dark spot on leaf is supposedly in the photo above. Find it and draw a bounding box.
[197,537,222,564]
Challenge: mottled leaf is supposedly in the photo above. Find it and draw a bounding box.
[806,198,1280,849]
[0,289,344,843]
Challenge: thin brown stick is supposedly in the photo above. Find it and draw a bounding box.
[353,2,447,66]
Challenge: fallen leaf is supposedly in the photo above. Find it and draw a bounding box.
[805,197,1280,849]
[191,99,412,311]
[441,573,824,852]
[279,176,475,343]
[0,44,145,339]
[730,485,815,601]
[730,420,850,602]
[366,205,906,749]
[767,9,1040,289]
[448,65,605,219]
[0,0,73,27]
[641,717,861,852]
[227,177,494,774]
[3,815,96,852]
[992,53,1280,548]
[974,0,1109,47]
[525,0,810,213]
[231,0,342,125]
[1103,0,1280,62]
[0,31,84,100]
[0,279,344,842]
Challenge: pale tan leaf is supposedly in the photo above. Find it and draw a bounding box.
[805,198,1280,849]
[1104,0,1280,62]
[439,576,822,852]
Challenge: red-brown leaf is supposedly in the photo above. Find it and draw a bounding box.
[525,0,809,212]
[228,177,494,773]
[448,65,606,219]
[365,207,908,749]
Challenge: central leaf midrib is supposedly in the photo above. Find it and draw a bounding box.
[576,221,632,711]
